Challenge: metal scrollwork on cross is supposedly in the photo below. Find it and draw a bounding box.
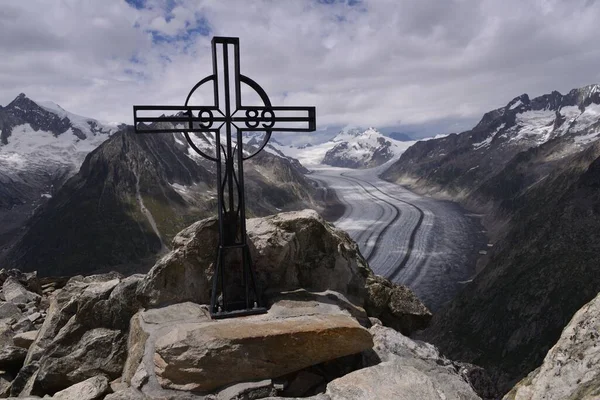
[133,37,316,319]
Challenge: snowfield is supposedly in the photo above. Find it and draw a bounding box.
[0,98,117,173]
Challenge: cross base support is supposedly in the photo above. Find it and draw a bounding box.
[209,243,267,319]
[210,305,268,320]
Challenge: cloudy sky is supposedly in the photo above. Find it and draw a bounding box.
[1,0,600,142]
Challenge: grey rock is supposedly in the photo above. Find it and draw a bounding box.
[0,318,16,345]
[0,302,22,320]
[130,364,149,389]
[2,278,40,305]
[369,323,443,363]
[109,379,129,393]
[349,324,482,400]
[456,363,498,400]
[122,302,210,388]
[138,210,371,308]
[121,293,371,398]
[0,269,40,294]
[364,275,432,336]
[35,326,126,393]
[504,292,600,400]
[326,361,480,400]
[52,375,109,400]
[13,330,39,349]
[26,312,42,322]
[22,273,139,394]
[9,362,39,397]
[104,388,146,400]
[154,313,372,392]
[0,372,12,397]
[0,345,27,373]
[11,316,34,333]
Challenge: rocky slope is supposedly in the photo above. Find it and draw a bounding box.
[0,210,490,400]
[383,84,600,395]
[0,124,325,277]
[504,291,600,400]
[0,94,117,257]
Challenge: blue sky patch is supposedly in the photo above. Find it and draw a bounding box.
[125,0,146,10]
[148,15,211,45]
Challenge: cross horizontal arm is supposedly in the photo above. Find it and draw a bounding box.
[134,105,224,134]
[134,105,316,133]
[233,106,316,132]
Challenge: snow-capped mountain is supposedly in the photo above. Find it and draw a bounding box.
[266,127,416,168]
[322,127,414,168]
[0,93,117,205]
[383,84,600,197]
[0,93,118,257]
[469,84,600,150]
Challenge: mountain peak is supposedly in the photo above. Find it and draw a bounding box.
[569,83,600,99]
[6,92,39,110]
[506,94,530,110]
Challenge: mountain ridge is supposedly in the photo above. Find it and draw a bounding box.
[1,122,327,276]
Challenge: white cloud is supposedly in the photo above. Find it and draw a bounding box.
[1,0,600,137]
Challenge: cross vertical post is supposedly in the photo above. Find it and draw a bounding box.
[133,36,316,318]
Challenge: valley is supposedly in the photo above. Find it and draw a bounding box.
[3,84,600,398]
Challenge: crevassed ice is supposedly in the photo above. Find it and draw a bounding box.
[570,103,600,133]
[511,110,555,144]
[0,124,107,171]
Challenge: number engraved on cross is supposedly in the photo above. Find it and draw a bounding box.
[132,37,316,319]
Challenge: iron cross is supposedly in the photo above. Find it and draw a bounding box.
[133,37,316,319]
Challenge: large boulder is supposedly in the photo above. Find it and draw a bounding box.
[504,292,600,400]
[138,210,430,334]
[121,291,373,396]
[155,314,372,393]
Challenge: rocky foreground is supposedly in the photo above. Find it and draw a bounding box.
[1,209,594,399]
[0,210,492,399]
